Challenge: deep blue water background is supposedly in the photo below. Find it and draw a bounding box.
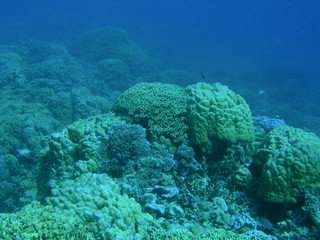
[0,0,319,114]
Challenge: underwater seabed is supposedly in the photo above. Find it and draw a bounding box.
[0,27,319,240]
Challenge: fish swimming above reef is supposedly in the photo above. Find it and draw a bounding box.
[200,72,206,80]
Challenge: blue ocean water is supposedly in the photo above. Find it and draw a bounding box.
[0,0,319,239]
[1,1,319,70]
[1,1,319,119]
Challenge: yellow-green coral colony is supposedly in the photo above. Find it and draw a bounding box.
[186,82,255,147]
[113,81,320,207]
[113,82,255,151]
[255,125,320,204]
[113,82,188,144]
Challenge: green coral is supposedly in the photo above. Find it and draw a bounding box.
[37,113,124,199]
[46,173,153,240]
[113,82,188,144]
[186,82,254,152]
[0,201,93,240]
[255,125,320,203]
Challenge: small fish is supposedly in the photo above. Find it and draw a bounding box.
[258,90,266,95]
[200,72,206,80]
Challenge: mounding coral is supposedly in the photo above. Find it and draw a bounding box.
[186,82,254,152]
[113,82,188,144]
[46,173,153,240]
[0,201,93,240]
[37,113,124,199]
[255,125,320,203]
[1,173,154,240]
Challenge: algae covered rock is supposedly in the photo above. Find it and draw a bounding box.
[113,82,188,144]
[186,82,254,149]
[255,125,320,203]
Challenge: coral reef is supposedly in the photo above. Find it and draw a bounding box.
[253,116,285,132]
[0,153,37,212]
[186,82,254,153]
[254,125,320,203]
[0,51,26,87]
[113,82,188,144]
[68,27,160,78]
[304,187,320,227]
[0,26,319,240]
[46,173,153,240]
[0,201,93,240]
[0,98,58,155]
[108,123,151,165]
[97,58,134,90]
[37,113,124,199]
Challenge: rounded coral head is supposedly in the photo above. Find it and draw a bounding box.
[256,125,320,204]
[186,82,254,151]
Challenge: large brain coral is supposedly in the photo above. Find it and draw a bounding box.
[113,82,188,144]
[186,82,254,150]
[255,125,320,203]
